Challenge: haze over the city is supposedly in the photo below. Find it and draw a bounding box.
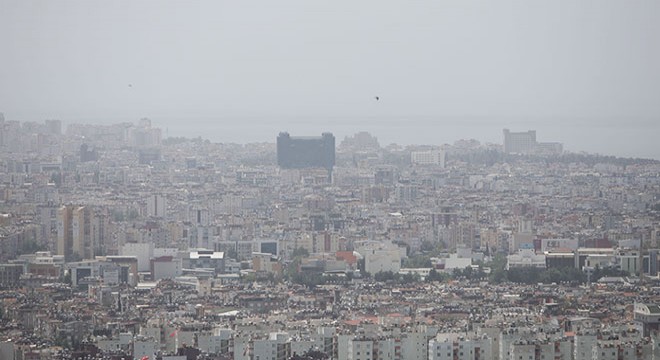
[1,0,659,158]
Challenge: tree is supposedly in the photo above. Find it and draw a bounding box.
[403,255,432,268]
[426,269,448,282]
[241,272,257,283]
[399,272,420,284]
[284,258,302,281]
[506,267,541,284]
[462,266,474,279]
[489,267,507,284]
[374,271,396,282]
[284,255,325,288]
[591,266,629,282]
[290,271,324,289]
[474,266,488,280]
[503,266,587,285]
[292,247,310,258]
[487,254,508,284]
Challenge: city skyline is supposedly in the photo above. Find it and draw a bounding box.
[2,105,660,360]
[3,2,660,359]
[4,112,659,160]
[1,1,659,159]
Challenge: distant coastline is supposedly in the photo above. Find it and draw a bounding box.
[151,116,660,161]
[21,114,660,160]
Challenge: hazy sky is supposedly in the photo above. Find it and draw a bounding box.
[1,1,659,157]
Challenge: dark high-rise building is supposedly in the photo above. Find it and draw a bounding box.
[277,132,335,172]
[80,144,98,162]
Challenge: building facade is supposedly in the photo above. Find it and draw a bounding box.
[277,132,335,172]
[503,129,536,154]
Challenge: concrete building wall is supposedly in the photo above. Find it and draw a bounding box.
[411,150,445,167]
[152,258,182,280]
[365,249,401,275]
[120,242,154,272]
[0,341,15,360]
[133,338,159,360]
[147,194,167,218]
[503,129,536,154]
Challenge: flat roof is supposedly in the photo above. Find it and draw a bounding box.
[190,251,224,259]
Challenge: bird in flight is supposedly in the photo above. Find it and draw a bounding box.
[128,84,133,87]
[374,96,380,101]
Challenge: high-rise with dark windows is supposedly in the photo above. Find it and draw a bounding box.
[277,132,335,173]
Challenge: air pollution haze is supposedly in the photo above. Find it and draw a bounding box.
[1,1,659,158]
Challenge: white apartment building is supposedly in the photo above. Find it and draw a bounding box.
[120,242,154,272]
[364,247,401,275]
[411,150,445,167]
[151,256,182,280]
[429,334,493,360]
[503,129,536,154]
[399,332,427,360]
[252,332,291,360]
[347,338,374,360]
[506,249,546,270]
[147,194,167,218]
[133,336,159,360]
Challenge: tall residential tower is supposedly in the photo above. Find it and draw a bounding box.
[277,132,335,180]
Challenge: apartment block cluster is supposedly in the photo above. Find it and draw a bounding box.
[4,274,660,360]
[1,114,660,359]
